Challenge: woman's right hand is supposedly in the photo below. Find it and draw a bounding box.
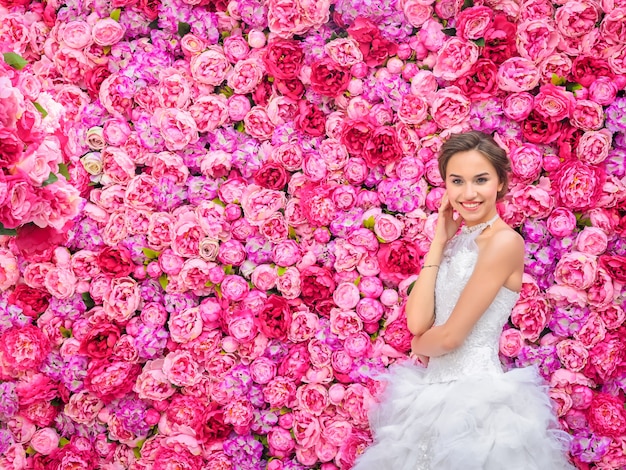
[433,193,462,247]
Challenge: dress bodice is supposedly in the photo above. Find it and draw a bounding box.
[425,220,520,383]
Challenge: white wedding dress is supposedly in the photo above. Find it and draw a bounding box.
[353,218,575,470]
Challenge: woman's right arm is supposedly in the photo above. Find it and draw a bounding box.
[405,193,461,336]
[405,242,445,335]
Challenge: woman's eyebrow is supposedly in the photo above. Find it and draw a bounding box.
[448,172,490,178]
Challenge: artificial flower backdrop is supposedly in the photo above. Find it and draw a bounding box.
[1,0,626,468]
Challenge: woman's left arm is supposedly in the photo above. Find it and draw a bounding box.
[411,230,524,358]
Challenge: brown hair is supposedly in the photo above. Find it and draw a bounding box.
[438,131,510,200]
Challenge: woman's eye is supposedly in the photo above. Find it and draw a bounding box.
[476,177,488,184]
[452,179,462,185]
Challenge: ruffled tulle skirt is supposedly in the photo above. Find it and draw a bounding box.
[353,361,575,470]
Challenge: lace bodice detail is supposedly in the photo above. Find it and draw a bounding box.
[425,221,520,383]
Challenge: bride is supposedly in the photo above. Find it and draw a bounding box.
[353,131,575,469]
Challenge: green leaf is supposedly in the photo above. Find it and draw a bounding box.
[59,437,70,448]
[110,8,121,21]
[42,172,58,186]
[277,266,287,276]
[60,326,72,338]
[178,22,191,37]
[3,52,27,70]
[472,37,485,47]
[363,215,375,230]
[211,198,226,207]
[26,446,36,456]
[551,73,566,86]
[82,292,95,309]
[133,447,141,459]
[0,223,17,236]
[235,121,245,132]
[462,0,474,8]
[214,283,222,298]
[158,274,169,290]
[33,101,48,118]
[566,81,583,92]
[288,226,297,240]
[142,247,161,259]
[442,28,457,37]
[223,264,233,275]
[148,19,159,29]
[220,85,234,98]
[354,275,361,286]
[58,163,70,180]
[407,280,416,295]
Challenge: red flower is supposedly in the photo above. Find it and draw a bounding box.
[83,358,142,404]
[347,17,380,43]
[294,99,326,137]
[363,36,398,67]
[275,78,306,99]
[571,56,614,88]
[254,162,289,190]
[586,393,626,438]
[259,295,293,340]
[363,126,402,167]
[521,111,562,144]
[384,319,412,353]
[79,323,121,359]
[14,224,67,262]
[341,120,374,156]
[98,246,134,277]
[309,59,350,97]
[200,405,231,443]
[263,39,305,80]
[300,266,336,307]
[455,59,499,100]
[8,284,51,318]
[377,240,421,285]
[278,343,310,384]
[599,255,626,283]
[483,15,517,64]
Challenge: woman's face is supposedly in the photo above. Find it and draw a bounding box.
[444,149,503,227]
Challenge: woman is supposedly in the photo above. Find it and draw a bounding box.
[353,132,574,469]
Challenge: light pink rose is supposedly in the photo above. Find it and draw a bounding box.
[499,328,524,357]
[251,264,278,291]
[397,94,428,125]
[92,18,126,46]
[325,38,363,67]
[44,267,77,299]
[533,84,574,121]
[221,275,250,301]
[546,207,577,238]
[516,20,560,62]
[502,92,534,121]
[268,427,296,458]
[162,350,202,387]
[509,144,542,183]
[64,391,104,425]
[250,357,277,384]
[497,57,541,92]
[171,215,205,258]
[333,282,360,310]
[0,249,19,291]
[589,76,618,105]
[576,227,608,256]
[223,35,250,62]
[341,384,372,427]
[296,383,329,416]
[241,185,286,225]
[410,70,438,101]
[244,107,276,140]
[168,306,203,343]
[430,87,471,128]
[276,267,302,299]
[60,20,93,49]
[29,427,59,455]
[329,308,363,339]
[555,251,598,290]
[134,359,177,401]
[600,7,626,44]
[227,58,265,94]
[571,99,604,131]
[510,295,550,342]
[574,313,606,348]
[556,339,589,372]
[402,0,434,28]
[555,1,599,38]
[152,108,199,151]
[227,94,252,122]
[373,213,404,243]
[288,310,318,343]
[103,277,139,322]
[433,37,479,80]
[190,47,232,85]
[344,331,372,357]
[510,184,553,219]
[576,129,612,165]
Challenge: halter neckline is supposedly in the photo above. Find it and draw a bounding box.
[461,214,499,235]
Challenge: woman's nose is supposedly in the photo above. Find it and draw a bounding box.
[463,183,477,199]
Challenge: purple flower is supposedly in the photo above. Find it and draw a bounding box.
[605,97,626,133]
[570,433,611,463]
[0,382,18,421]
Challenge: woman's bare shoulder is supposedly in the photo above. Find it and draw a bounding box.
[481,223,525,260]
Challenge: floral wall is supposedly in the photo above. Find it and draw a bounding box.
[1,0,626,468]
